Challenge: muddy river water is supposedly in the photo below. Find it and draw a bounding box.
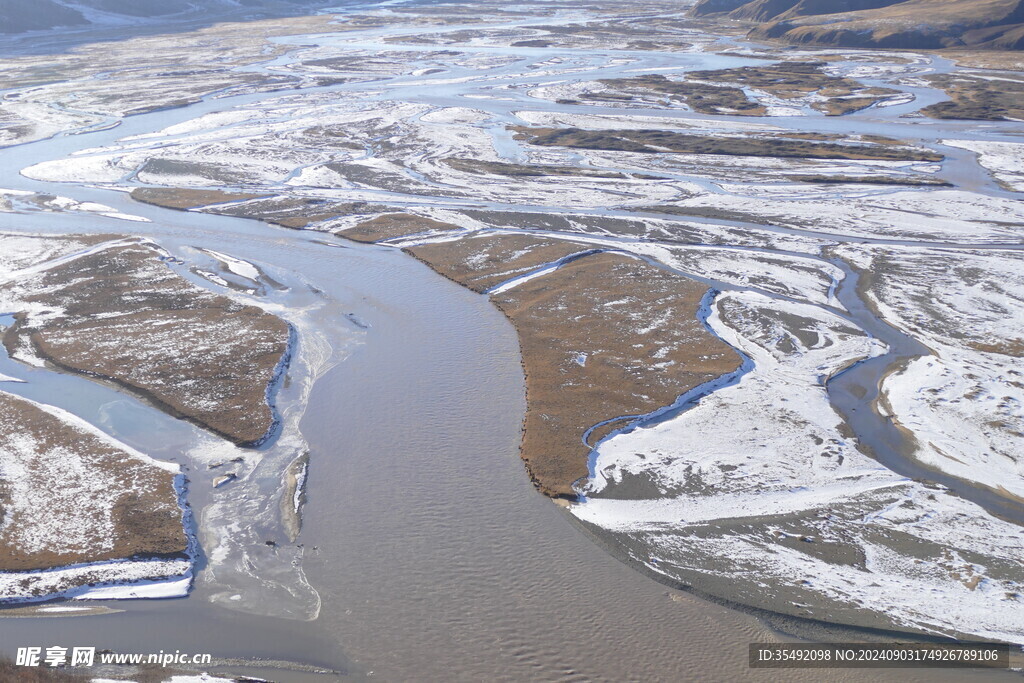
[0,2,1022,681]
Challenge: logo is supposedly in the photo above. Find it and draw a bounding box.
[16,646,95,668]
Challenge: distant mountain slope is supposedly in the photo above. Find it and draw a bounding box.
[692,0,1024,50]
[0,0,337,35]
[0,0,89,33]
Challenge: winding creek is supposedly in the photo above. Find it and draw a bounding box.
[0,2,1023,680]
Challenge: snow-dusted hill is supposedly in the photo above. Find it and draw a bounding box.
[0,0,341,35]
[693,0,1024,50]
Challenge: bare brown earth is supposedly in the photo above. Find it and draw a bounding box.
[0,390,187,572]
[1,242,290,445]
[946,50,1024,69]
[493,253,740,498]
[211,196,389,230]
[130,188,358,229]
[130,190,453,239]
[402,231,742,498]
[133,191,384,230]
[921,73,1024,121]
[338,212,463,243]
[0,660,79,682]
[445,158,628,179]
[130,187,268,210]
[970,339,1024,357]
[513,127,944,162]
[405,233,590,292]
[599,62,899,116]
[593,75,766,116]
[788,174,952,186]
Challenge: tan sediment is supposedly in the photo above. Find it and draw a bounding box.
[133,192,386,230]
[787,174,952,187]
[813,96,885,116]
[968,339,1024,356]
[595,74,767,116]
[922,73,1024,121]
[130,187,369,231]
[1,242,290,446]
[493,253,740,497]
[598,62,900,117]
[405,233,588,292]
[512,126,944,162]
[208,196,384,230]
[0,390,187,572]
[444,158,628,179]
[130,187,268,210]
[338,212,462,243]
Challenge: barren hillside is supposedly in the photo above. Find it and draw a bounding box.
[693,0,1024,49]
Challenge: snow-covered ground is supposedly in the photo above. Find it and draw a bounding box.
[658,188,1024,243]
[0,390,191,602]
[944,139,1024,192]
[573,291,1024,642]
[837,245,1024,500]
[0,188,148,222]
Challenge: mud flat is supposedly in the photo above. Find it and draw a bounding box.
[0,239,290,445]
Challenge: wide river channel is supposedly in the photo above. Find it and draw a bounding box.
[0,2,1021,680]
